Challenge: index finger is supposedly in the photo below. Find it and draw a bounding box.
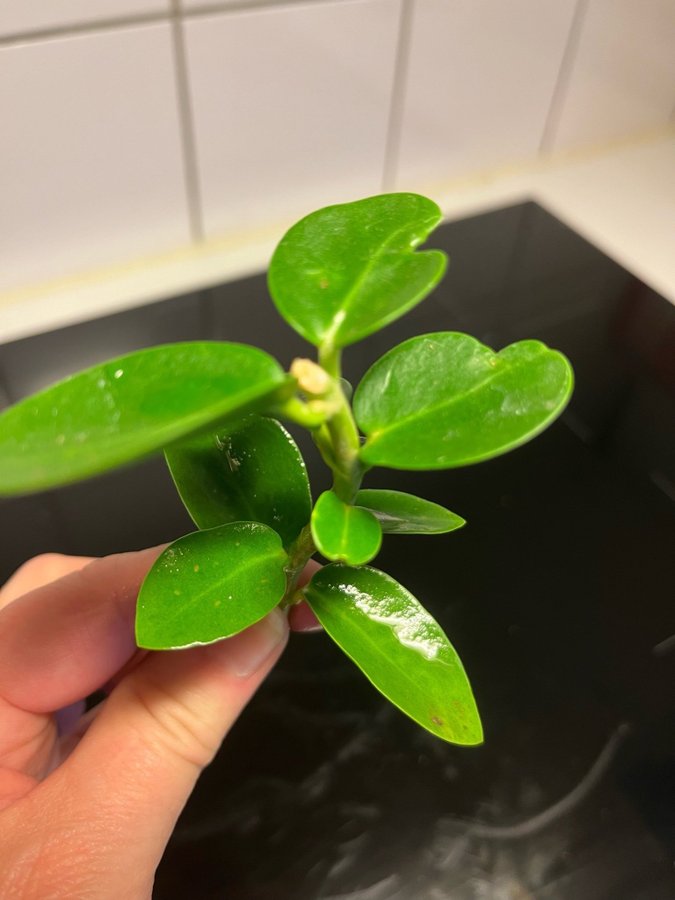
[0,547,162,714]
[0,553,94,610]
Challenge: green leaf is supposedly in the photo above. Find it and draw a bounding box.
[311,490,382,565]
[136,521,287,650]
[0,342,291,495]
[354,332,573,470]
[268,193,447,348]
[165,416,312,549]
[355,489,465,534]
[305,565,482,745]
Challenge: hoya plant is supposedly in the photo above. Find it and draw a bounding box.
[0,194,573,746]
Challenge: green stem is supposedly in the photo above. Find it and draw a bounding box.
[277,395,328,429]
[326,405,362,503]
[277,343,370,607]
[281,349,365,504]
[318,342,340,380]
[312,422,338,469]
[317,343,363,504]
[281,523,316,608]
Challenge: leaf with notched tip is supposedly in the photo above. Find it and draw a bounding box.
[355,332,573,470]
[268,193,447,348]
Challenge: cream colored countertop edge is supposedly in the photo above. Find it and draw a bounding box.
[1,130,673,345]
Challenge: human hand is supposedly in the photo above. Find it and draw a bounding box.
[0,548,320,899]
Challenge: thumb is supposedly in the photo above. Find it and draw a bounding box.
[54,611,288,895]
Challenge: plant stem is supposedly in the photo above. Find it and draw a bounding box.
[283,350,364,504]
[277,347,367,603]
[281,523,316,607]
[325,400,362,503]
[317,343,364,504]
[277,395,328,430]
[277,342,372,609]
[318,342,340,380]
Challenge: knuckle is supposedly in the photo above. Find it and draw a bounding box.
[16,553,69,581]
[126,675,221,772]
[2,554,92,602]
[29,552,67,567]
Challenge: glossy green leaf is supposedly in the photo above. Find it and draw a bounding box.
[0,341,291,495]
[136,521,287,650]
[165,416,311,548]
[267,193,447,348]
[355,332,573,470]
[305,565,482,745]
[311,490,382,565]
[355,489,465,534]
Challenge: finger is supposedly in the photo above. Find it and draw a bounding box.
[49,612,289,891]
[0,553,93,610]
[289,558,322,632]
[288,600,322,632]
[297,558,320,586]
[0,547,162,713]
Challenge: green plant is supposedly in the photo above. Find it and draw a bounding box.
[0,194,573,746]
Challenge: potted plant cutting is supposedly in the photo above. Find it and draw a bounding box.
[0,193,573,746]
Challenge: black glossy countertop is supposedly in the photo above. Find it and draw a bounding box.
[1,203,673,899]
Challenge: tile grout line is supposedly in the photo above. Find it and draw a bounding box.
[538,0,589,156]
[381,0,414,191]
[170,1,205,243]
[0,0,321,47]
[0,11,168,46]
[179,0,321,16]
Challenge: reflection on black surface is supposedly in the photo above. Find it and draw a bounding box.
[1,203,673,898]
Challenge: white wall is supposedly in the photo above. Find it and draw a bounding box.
[1,0,674,297]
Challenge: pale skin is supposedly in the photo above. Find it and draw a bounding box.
[0,549,320,898]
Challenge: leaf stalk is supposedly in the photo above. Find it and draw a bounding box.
[281,523,316,607]
[316,345,363,504]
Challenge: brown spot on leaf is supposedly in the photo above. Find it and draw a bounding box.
[431,716,443,727]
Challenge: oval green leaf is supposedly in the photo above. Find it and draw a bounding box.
[268,193,447,348]
[311,490,382,565]
[136,521,287,650]
[305,565,482,745]
[0,342,291,495]
[354,332,573,470]
[355,489,465,534]
[165,416,312,549]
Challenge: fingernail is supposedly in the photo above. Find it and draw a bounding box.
[221,608,289,678]
[288,601,323,633]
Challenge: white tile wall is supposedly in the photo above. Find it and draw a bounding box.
[0,1,169,37]
[0,25,190,294]
[394,0,578,189]
[184,0,401,238]
[1,0,674,306]
[549,0,675,153]
[179,0,258,8]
